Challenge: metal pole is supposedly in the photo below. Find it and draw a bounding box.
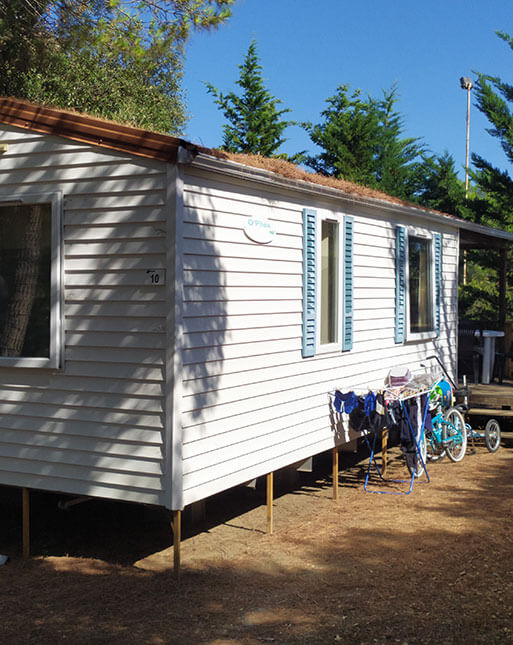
[465,86,471,198]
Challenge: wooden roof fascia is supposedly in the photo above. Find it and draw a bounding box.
[0,97,198,163]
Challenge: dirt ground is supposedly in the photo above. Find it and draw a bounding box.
[0,436,512,645]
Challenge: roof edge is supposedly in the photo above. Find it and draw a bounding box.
[0,97,197,163]
[190,151,513,242]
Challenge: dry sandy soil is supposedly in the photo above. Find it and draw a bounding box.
[0,436,512,645]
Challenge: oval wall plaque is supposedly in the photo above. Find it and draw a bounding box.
[244,217,276,244]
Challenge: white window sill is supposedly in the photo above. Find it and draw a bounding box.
[0,356,60,369]
[406,330,437,342]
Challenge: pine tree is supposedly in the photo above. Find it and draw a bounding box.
[463,31,513,323]
[206,40,293,157]
[417,152,467,216]
[0,0,234,134]
[304,85,425,200]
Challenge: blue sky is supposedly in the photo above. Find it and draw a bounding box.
[182,0,513,180]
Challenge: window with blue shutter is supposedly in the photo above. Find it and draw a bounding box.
[395,226,406,344]
[342,216,354,351]
[395,226,442,342]
[302,208,317,357]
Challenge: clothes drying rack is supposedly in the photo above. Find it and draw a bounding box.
[363,385,431,495]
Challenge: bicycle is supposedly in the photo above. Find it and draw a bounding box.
[428,405,467,463]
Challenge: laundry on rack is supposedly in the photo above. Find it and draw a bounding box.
[333,390,359,414]
[332,389,386,436]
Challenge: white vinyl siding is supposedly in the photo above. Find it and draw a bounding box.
[0,124,170,505]
[180,165,459,506]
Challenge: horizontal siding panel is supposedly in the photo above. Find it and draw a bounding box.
[64,240,166,257]
[0,443,163,475]
[65,316,165,333]
[64,361,164,381]
[183,254,302,274]
[182,394,327,437]
[65,347,164,366]
[183,423,331,477]
[0,385,163,413]
[65,287,166,303]
[65,272,170,288]
[183,383,334,428]
[0,415,163,444]
[183,411,329,460]
[65,302,168,317]
[183,337,299,365]
[64,192,165,210]
[0,429,162,460]
[0,456,163,491]
[183,270,302,288]
[0,159,163,179]
[183,300,300,318]
[65,331,166,350]
[183,428,332,491]
[183,285,301,302]
[183,239,301,262]
[182,312,302,334]
[355,265,395,279]
[0,400,163,429]
[65,255,167,272]
[5,174,165,195]
[183,325,300,349]
[185,184,300,222]
[65,206,166,225]
[65,224,167,241]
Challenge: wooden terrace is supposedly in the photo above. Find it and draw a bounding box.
[466,380,513,422]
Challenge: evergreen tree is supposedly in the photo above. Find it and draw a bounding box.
[304,85,425,200]
[471,31,513,231]
[417,152,467,216]
[463,31,513,323]
[206,40,293,156]
[0,0,234,134]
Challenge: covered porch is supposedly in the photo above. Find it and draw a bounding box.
[457,221,513,386]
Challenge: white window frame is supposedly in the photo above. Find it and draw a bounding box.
[405,228,436,342]
[0,192,62,368]
[316,214,343,353]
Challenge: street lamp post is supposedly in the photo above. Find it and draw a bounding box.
[460,76,473,198]
[460,77,473,286]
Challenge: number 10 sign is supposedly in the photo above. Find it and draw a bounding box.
[146,269,166,285]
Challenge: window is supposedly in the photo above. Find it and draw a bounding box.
[0,193,61,367]
[320,220,339,345]
[408,235,433,334]
[302,208,353,358]
[395,226,441,343]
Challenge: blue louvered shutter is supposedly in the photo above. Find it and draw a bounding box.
[434,233,442,337]
[395,226,406,344]
[302,208,317,358]
[342,215,354,351]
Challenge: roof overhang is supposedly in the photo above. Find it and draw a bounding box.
[0,97,197,163]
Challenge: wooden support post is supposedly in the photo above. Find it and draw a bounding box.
[22,488,30,559]
[381,428,388,475]
[266,472,273,534]
[172,510,181,578]
[499,248,507,331]
[332,447,339,501]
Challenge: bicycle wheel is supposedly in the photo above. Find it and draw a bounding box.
[484,419,501,453]
[407,431,427,477]
[442,407,467,462]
